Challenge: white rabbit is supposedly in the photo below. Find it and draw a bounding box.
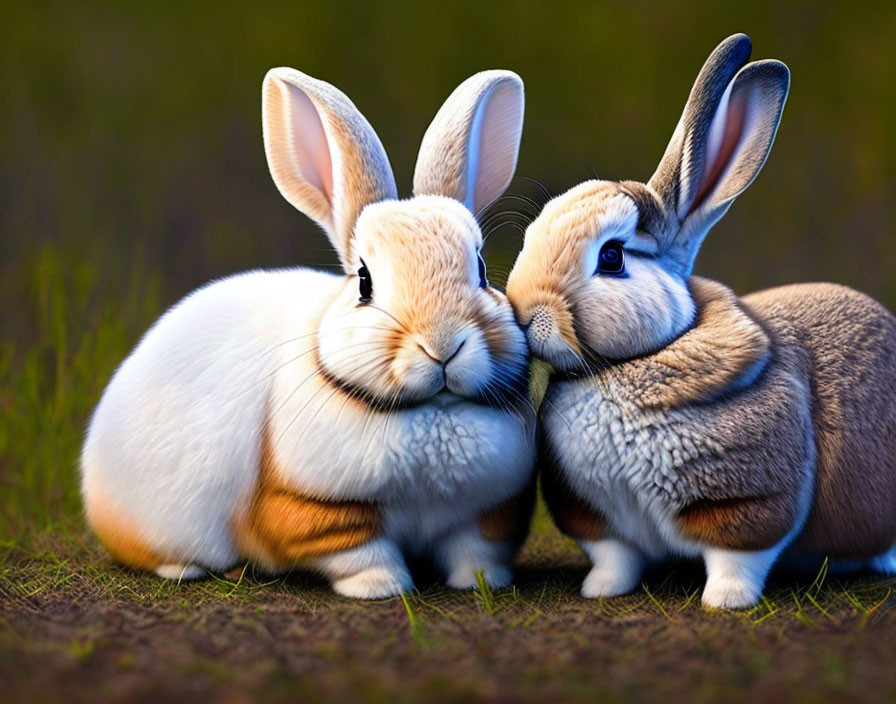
[81,68,536,599]
[506,34,896,608]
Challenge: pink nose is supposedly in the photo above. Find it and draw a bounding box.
[417,334,467,366]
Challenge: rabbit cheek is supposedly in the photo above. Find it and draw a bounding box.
[444,329,490,397]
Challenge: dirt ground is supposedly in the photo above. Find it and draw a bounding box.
[3,523,896,704]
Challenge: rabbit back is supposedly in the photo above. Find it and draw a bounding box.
[743,283,896,559]
[81,267,344,571]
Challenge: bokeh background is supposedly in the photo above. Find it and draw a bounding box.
[1,1,895,532]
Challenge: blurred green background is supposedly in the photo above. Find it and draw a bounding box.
[1,1,894,532]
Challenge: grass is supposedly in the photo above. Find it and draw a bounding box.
[3,245,896,703]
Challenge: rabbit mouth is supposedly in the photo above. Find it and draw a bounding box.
[317,361,526,414]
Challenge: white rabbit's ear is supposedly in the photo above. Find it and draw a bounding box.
[262,68,398,272]
[413,70,524,216]
[648,35,790,270]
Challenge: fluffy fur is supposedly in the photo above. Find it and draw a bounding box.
[506,34,896,609]
[82,69,536,599]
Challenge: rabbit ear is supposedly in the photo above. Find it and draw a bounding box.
[648,35,790,270]
[262,68,398,272]
[413,70,524,216]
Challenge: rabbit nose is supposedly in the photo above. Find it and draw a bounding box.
[417,333,467,367]
[528,305,556,344]
[417,342,442,363]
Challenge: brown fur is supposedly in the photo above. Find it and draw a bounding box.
[743,283,896,558]
[582,277,812,552]
[566,277,896,558]
[233,428,381,571]
[629,277,771,408]
[677,495,796,550]
[477,477,537,545]
[85,492,165,571]
[541,276,813,553]
[539,429,605,541]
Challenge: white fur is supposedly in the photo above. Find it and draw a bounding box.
[577,255,695,360]
[701,546,782,609]
[311,538,412,600]
[435,523,514,590]
[414,71,524,215]
[579,538,645,598]
[155,564,206,581]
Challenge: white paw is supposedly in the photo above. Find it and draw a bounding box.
[447,562,513,590]
[156,564,206,580]
[869,553,896,575]
[702,576,762,610]
[332,566,413,600]
[581,565,639,599]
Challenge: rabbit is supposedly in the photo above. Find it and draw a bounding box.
[80,67,537,599]
[505,33,896,609]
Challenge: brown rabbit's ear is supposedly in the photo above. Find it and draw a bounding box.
[648,35,790,271]
[262,68,398,273]
[413,70,524,217]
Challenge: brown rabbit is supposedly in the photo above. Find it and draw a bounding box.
[505,34,896,608]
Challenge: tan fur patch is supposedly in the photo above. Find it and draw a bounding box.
[233,428,381,571]
[477,478,536,544]
[85,492,164,571]
[677,495,795,551]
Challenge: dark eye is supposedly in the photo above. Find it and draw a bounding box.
[477,252,489,289]
[596,240,625,276]
[358,258,372,302]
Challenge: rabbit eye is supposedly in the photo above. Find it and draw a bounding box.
[358,258,372,302]
[477,252,489,289]
[596,240,625,276]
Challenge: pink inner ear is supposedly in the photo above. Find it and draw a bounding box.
[691,89,748,213]
[285,81,335,202]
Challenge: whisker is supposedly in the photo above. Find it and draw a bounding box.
[265,341,384,438]
[366,303,410,335]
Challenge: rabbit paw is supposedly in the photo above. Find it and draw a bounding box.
[332,565,413,600]
[447,561,512,590]
[702,576,762,609]
[581,564,639,598]
[579,538,644,598]
[155,564,206,580]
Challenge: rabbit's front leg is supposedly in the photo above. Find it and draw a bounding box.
[701,545,784,609]
[579,537,646,598]
[311,538,413,600]
[436,523,514,590]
